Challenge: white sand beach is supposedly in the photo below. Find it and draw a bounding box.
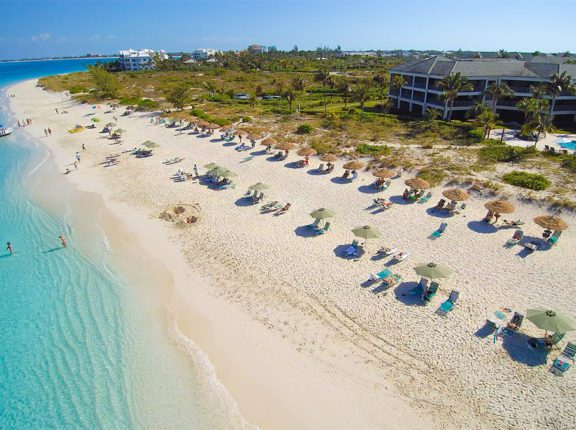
[9,79,576,430]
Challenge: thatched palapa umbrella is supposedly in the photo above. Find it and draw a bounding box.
[442,188,469,202]
[320,154,337,162]
[372,169,396,179]
[236,130,249,137]
[261,137,277,148]
[206,123,220,130]
[297,147,317,157]
[485,200,515,215]
[343,160,364,171]
[533,215,569,231]
[276,142,295,152]
[405,178,430,190]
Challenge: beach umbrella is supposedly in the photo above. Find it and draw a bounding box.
[276,142,295,151]
[484,200,515,215]
[105,122,115,127]
[351,225,381,241]
[236,130,249,137]
[533,215,569,231]
[526,308,576,333]
[91,117,101,123]
[142,140,159,148]
[247,134,259,141]
[206,123,220,130]
[309,208,335,220]
[442,188,469,202]
[405,178,430,190]
[249,182,270,191]
[261,137,277,147]
[204,162,219,170]
[297,147,317,157]
[372,169,396,179]
[413,262,453,279]
[343,160,364,170]
[114,128,126,134]
[209,167,237,178]
[320,154,338,162]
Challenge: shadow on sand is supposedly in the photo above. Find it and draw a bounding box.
[426,207,453,218]
[501,333,549,366]
[294,225,318,238]
[467,220,498,234]
[394,282,425,306]
[357,184,381,194]
[333,244,365,259]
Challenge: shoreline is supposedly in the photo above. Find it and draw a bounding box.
[9,78,576,429]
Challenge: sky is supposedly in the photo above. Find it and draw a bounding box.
[1,0,575,60]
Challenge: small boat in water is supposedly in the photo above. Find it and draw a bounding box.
[0,126,13,137]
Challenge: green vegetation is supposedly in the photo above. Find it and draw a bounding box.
[416,168,446,187]
[562,155,576,173]
[164,83,191,110]
[355,143,390,156]
[88,65,119,98]
[479,141,538,163]
[296,123,313,134]
[502,171,550,190]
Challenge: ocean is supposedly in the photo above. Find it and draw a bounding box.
[0,60,248,429]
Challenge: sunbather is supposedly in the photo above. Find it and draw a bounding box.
[342,170,350,180]
[276,203,291,214]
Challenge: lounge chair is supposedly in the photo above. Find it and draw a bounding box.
[435,199,446,210]
[431,222,448,238]
[502,312,524,335]
[550,342,576,376]
[314,221,331,235]
[423,281,439,303]
[505,229,524,248]
[261,201,282,213]
[418,192,432,203]
[317,163,325,173]
[454,202,467,214]
[368,268,392,283]
[377,245,398,256]
[380,273,402,289]
[436,290,459,317]
[523,241,538,252]
[394,251,409,262]
[275,203,291,214]
[345,240,360,257]
[548,230,562,246]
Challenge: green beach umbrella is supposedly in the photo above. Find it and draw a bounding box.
[309,208,335,220]
[91,117,101,123]
[114,128,125,134]
[249,183,270,191]
[204,162,219,170]
[142,140,159,149]
[209,167,237,178]
[105,122,115,127]
[351,225,381,240]
[526,309,576,333]
[413,262,453,279]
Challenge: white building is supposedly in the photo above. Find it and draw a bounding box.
[117,49,168,71]
[192,48,220,60]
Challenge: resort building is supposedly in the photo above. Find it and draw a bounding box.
[117,49,168,71]
[389,56,576,121]
[191,48,221,60]
[247,44,265,54]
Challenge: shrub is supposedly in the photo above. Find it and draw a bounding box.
[479,141,537,163]
[241,116,252,123]
[562,155,576,173]
[502,171,550,190]
[309,140,335,155]
[355,144,390,156]
[137,99,158,110]
[416,168,446,187]
[468,128,485,142]
[296,123,313,134]
[69,86,87,94]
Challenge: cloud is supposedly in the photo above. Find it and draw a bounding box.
[31,33,51,42]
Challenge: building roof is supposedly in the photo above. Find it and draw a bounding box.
[391,55,576,80]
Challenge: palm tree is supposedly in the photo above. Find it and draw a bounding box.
[516,97,549,124]
[338,79,353,108]
[424,107,441,121]
[353,83,372,113]
[474,107,498,140]
[284,87,297,113]
[547,71,575,116]
[314,69,331,113]
[292,76,308,92]
[530,83,548,100]
[372,71,389,109]
[485,81,513,112]
[390,75,407,109]
[522,112,554,148]
[437,72,473,121]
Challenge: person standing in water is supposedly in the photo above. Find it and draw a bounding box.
[59,235,67,248]
[6,242,13,255]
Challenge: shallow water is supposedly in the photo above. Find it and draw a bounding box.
[0,60,248,429]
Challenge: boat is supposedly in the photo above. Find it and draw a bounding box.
[0,126,13,137]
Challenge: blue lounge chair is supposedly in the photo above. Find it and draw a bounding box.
[423,282,439,303]
[345,240,360,257]
[369,268,392,283]
[314,221,331,235]
[418,192,432,203]
[550,342,576,376]
[548,230,562,246]
[505,230,523,248]
[436,290,459,317]
[431,222,448,238]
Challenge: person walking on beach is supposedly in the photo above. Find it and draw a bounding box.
[55,108,59,114]
[75,152,81,163]
[17,120,21,127]
[59,235,67,248]
[44,129,48,136]
[193,164,199,177]
[48,127,52,136]
[82,144,86,151]
[6,242,13,255]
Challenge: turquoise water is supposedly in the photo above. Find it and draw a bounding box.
[0,60,245,429]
